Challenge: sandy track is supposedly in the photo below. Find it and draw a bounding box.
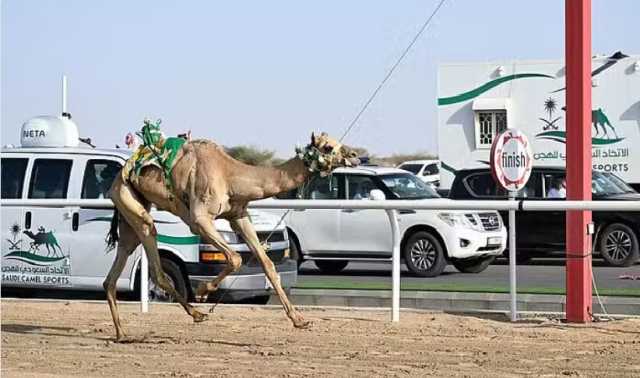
[1,300,639,377]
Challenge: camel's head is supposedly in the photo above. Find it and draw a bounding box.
[297,132,360,176]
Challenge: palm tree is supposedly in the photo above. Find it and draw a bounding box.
[544,98,557,120]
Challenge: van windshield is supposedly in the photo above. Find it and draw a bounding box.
[380,173,440,199]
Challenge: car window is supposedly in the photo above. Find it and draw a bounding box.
[422,163,439,176]
[304,175,340,200]
[1,158,28,199]
[28,159,72,199]
[542,173,564,198]
[380,173,439,199]
[464,173,504,197]
[346,175,378,200]
[592,172,636,195]
[398,164,422,175]
[82,160,122,199]
[464,172,540,198]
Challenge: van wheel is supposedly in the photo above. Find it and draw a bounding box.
[451,255,496,273]
[599,223,639,267]
[403,231,447,277]
[147,258,189,303]
[314,260,348,274]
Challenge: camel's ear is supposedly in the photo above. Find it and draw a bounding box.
[311,132,316,146]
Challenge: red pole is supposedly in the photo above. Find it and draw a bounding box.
[565,0,592,323]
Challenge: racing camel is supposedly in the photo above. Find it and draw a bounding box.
[104,123,359,341]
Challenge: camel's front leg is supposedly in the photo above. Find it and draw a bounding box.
[191,217,243,302]
[231,216,310,329]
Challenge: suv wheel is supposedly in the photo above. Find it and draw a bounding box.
[148,258,189,303]
[314,260,348,274]
[451,255,496,273]
[288,236,303,268]
[403,231,447,277]
[599,223,639,267]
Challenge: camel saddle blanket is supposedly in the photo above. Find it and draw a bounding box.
[122,137,186,187]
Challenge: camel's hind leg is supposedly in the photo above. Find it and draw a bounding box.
[103,218,139,342]
[107,178,206,341]
[231,216,310,329]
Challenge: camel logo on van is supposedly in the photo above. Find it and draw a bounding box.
[536,99,625,146]
[4,224,67,266]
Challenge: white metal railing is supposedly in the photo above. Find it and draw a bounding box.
[5,198,640,211]
[3,198,640,321]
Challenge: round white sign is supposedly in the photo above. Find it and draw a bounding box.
[490,129,533,192]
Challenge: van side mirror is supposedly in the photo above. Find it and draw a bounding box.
[369,189,386,200]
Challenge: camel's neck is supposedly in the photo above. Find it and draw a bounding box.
[234,157,311,201]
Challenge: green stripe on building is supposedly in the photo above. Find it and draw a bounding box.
[438,73,554,106]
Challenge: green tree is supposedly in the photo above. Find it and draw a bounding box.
[225,145,277,166]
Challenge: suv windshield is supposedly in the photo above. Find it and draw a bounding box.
[397,164,422,175]
[380,173,439,199]
[593,172,636,196]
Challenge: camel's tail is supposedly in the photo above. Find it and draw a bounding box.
[105,209,120,252]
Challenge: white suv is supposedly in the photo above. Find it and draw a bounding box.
[266,166,506,277]
[397,160,440,187]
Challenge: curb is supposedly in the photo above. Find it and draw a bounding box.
[277,289,640,316]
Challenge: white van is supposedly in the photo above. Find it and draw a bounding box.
[1,115,297,302]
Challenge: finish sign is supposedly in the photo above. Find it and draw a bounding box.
[490,129,533,191]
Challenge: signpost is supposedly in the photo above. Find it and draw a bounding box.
[490,129,533,321]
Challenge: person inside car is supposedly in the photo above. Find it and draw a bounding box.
[547,177,566,198]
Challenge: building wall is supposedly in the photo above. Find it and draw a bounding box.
[437,55,640,189]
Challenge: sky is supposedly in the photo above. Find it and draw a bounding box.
[2,0,639,158]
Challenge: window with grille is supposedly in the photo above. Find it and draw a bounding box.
[474,110,507,149]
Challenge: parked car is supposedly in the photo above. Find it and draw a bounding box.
[397,160,440,187]
[265,166,506,277]
[448,166,640,267]
[1,115,296,303]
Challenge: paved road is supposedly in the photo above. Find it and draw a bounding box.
[297,258,640,291]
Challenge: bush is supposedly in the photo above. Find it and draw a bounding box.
[225,145,277,166]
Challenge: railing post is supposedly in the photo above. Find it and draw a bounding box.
[140,252,149,313]
[508,192,517,321]
[386,209,401,322]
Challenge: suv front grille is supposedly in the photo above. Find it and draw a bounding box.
[478,213,501,231]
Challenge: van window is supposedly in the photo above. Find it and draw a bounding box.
[82,160,122,199]
[28,159,72,199]
[1,158,28,199]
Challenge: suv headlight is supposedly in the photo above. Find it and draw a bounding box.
[220,231,240,244]
[438,213,484,232]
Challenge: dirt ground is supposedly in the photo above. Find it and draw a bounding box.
[1,300,639,377]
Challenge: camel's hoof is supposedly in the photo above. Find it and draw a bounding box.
[193,311,208,323]
[115,334,130,343]
[293,318,312,329]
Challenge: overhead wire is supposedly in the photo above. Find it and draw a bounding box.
[339,0,448,142]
